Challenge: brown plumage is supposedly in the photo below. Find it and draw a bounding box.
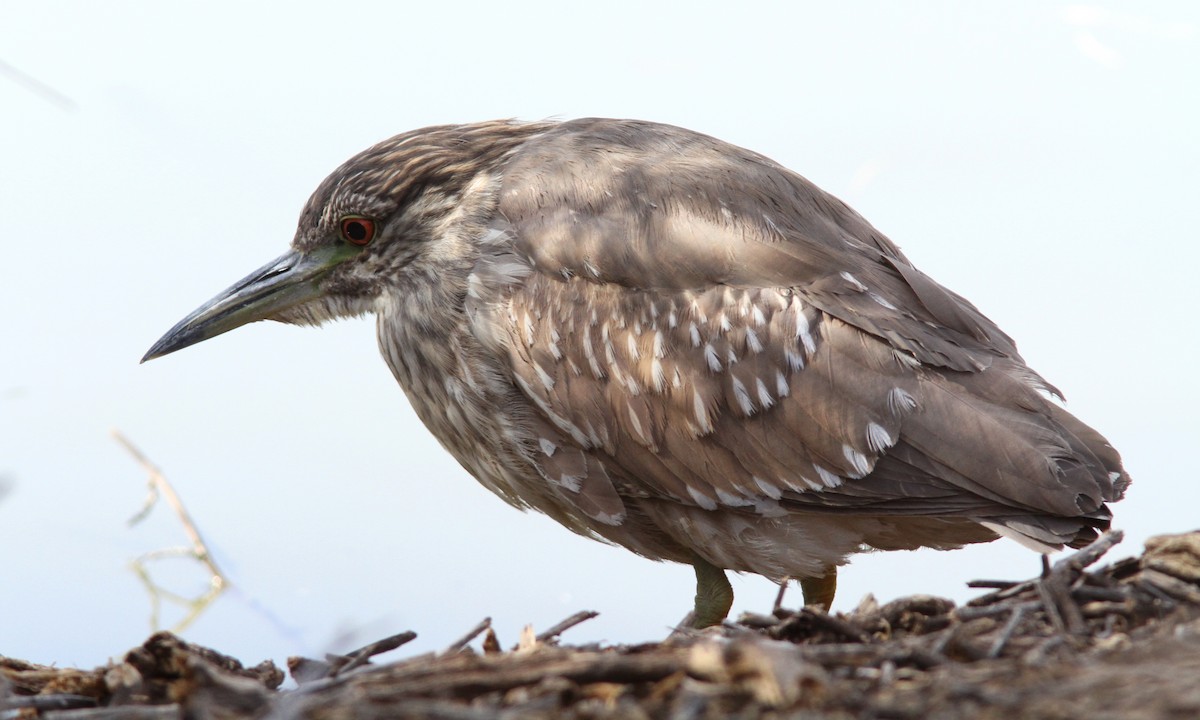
[144,118,1129,626]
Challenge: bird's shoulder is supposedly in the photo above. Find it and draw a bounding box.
[494,118,1018,372]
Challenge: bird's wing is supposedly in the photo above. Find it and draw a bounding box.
[466,119,1124,542]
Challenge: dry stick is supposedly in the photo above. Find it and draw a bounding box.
[986,603,1032,659]
[112,429,226,588]
[1035,576,1071,637]
[795,608,873,644]
[445,618,493,654]
[536,610,599,643]
[956,599,1042,624]
[773,578,791,612]
[1038,532,1124,636]
[968,531,1125,610]
[966,579,1019,590]
[1138,569,1200,604]
[331,631,418,677]
[1055,530,1125,573]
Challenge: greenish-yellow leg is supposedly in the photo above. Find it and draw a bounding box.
[799,566,838,610]
[691,555,734,628]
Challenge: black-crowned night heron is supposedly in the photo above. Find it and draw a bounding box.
[144,118,1128,627]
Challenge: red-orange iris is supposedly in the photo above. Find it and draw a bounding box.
[340,217,375,246]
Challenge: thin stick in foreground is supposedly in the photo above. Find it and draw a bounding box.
[112,428,226,587]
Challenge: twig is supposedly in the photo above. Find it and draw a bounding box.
[1138,569,1200,604]
[955,600,1039,622]
[112,429,226,586]
[1035,577,1070,636]
[795,608,873,643]
[966,579,1038,606]
[773,577,791,612]
[1024,635,1067,665]
[331,631,418,677]
[445,617,493,654]
[536,610,599,643]
[986,603,1031,659]
[0,58,77,112]
[966,579,1018,590]
[1054,530,1125,574]
[1071,585,1130,603]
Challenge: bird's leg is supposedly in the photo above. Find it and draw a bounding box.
[800,566,837,611]
[691,555,733,628]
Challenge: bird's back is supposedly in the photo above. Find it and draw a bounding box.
[376,118,1127,577]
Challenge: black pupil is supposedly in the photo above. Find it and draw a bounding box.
[345,221,368,242]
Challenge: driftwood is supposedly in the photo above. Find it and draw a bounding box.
[4,530,1200,719]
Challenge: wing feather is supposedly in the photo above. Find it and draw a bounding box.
[465,118,1125,553]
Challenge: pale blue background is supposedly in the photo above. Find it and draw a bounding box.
[2,2,1197,669]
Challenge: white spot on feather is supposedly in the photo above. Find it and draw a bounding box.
[842,444,871,478]
[751,304,767,326]
[689,322,702,347]
[466,272,483,299]
[754,498,788,518]
[783,475,822,492]
[533,362,555,391]
[794,307,816,355]
[687,485,719,511]
[554,473,582,492]
[753,476,782,500]
[479,228,509,245]
[866,422,895,452]
[627,402,650,445]
[583,326,603,378]
[704,344,722,372]
[814,464,843,488]
[755,378,774,409]
[626,333,640,360]
[887,387,918,415]
[731,376,754,415]
[869,291,897,310]
[775,370,790,397]
[892,350,921,369]
[651,358,666,391]
[784,348,805,371]
[602,323,616,365]
[538,438,557,456]
[522,312,535,346]
[839,271,867,291]
[693,390,713,434]
[745,327,763,354]
[652,330,665,358]
[715,489,752,507]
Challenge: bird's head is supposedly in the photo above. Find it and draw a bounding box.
[142,120,545,363]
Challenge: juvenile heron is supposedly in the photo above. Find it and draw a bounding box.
[144,118,1128,627]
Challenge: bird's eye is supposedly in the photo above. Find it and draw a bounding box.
[340,217,376,246]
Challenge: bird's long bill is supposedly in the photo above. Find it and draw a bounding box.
[141,246,342,362]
